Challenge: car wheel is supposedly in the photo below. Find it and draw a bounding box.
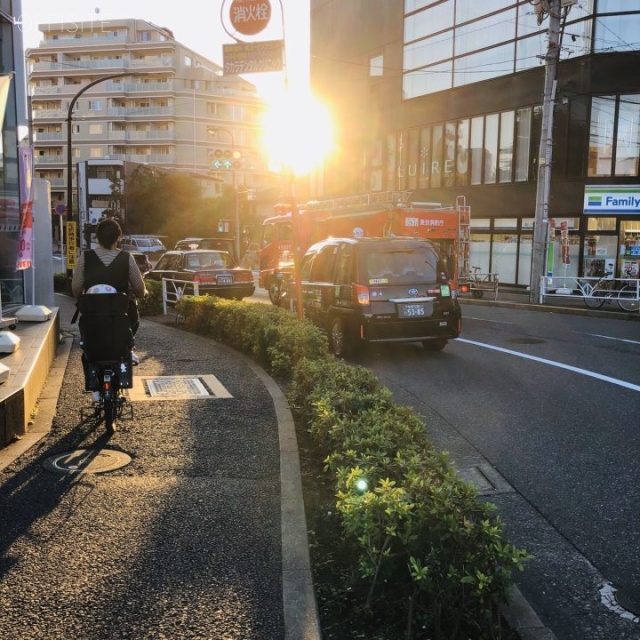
[422,338,448,351]
[329,316,352,357]
[268,279,282,305]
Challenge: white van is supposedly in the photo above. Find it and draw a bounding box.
[121,235,166,256]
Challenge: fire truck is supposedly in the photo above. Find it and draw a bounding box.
[258,191,471,304]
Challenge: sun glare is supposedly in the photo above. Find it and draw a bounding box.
[261,92,334,176]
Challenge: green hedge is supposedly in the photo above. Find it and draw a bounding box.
[164,295,531,638]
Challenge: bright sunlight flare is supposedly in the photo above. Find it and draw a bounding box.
[261,92,334,176]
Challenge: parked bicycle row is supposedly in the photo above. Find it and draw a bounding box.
[540,275,640,312]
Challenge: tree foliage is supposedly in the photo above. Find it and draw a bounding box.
[122,165,251,248]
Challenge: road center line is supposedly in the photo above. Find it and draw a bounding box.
[456,338,640,392]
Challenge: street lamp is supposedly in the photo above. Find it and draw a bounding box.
[65,72,148,280]
[208,127,241,261]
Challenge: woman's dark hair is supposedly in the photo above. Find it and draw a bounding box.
[96,218,122,248]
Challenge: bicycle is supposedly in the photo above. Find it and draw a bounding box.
[578,274,639,312]
[77,292,135,434]
[617,278,640,312]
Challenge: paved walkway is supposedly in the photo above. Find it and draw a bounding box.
[0,293,320,640]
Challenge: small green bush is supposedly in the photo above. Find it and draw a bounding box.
[53,272,68,293]
[175,296,329,378]
[139,279,164,316]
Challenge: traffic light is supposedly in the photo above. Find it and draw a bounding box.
[209,149,241,170]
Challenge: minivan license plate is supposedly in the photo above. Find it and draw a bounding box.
[398,303,425,318]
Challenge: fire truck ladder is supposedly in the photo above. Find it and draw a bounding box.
[456,195,471,284]
[304,191,413,212]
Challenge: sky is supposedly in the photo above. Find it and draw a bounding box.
[17,0,310,100]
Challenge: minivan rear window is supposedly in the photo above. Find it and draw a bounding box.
[363,248,438,284]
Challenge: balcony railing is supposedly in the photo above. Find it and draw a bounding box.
[35,155,65,164]
[107,153,176,164]
[107,107,173,117]
[32,109,67,119]
[39,33,128,47]
[33,132,65,141]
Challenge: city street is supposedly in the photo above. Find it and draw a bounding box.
[349,304,640,640]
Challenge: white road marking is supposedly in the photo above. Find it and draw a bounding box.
[456,338,640,392]
[587,333,640,346]
[463,315,511,324]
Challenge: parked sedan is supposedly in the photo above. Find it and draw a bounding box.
[144,250,255,300]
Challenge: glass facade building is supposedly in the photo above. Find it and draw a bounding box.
[310,0,640,286]
[0,0,28,309]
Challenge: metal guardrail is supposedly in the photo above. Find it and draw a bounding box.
[161,278,200,315]
[539,276,640,312]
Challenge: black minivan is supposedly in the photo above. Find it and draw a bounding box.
[288,236,461,356]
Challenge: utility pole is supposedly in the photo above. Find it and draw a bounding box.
[530,0,562,303]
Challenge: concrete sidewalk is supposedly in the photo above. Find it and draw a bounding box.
[0,293,320,639]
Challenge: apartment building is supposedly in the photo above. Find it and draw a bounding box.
[310,0,640,287]
[26,18,272,239]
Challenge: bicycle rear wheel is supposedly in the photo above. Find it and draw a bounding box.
[617,285,640,312]
[584,291,606,309]
[103,392,118,434]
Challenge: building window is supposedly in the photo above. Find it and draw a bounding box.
[89,147,103,158]
[89,124,103,134]
[470,116,484,185]
[515,107,532,182]
[402,3,640,99]
[588,94,640,177]
[499,111,514,183]
[88,100,102,110]
[184,55,193,66]
[484,113,499,184]
[615,95,640,176]
[369,54,384,77]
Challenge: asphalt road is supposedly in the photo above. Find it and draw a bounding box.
[344,304,640,640]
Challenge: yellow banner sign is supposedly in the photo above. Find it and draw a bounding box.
[66,221,77,268]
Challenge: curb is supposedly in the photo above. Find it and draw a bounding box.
[0,320,72,472]
[460,294,640,321]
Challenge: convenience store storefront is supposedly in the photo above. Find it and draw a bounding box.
[583,186,640,279]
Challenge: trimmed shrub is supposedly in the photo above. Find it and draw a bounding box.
[175,296,329,378]
[138,279,163,316]
[170,294,531,638]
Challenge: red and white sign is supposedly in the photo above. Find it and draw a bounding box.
[229,0,271,36]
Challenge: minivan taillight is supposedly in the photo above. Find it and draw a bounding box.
[353,284,370,305]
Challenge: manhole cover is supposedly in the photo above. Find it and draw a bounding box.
[127,375,232,402]
[507,337,545,345]
[615,587,640,617]
[43,449,132,475]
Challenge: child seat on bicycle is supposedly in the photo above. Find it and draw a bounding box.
[78,291,134,390]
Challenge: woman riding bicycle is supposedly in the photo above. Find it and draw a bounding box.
[72,218,147,368]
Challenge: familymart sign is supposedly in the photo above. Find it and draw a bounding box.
[584,186,640,214]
